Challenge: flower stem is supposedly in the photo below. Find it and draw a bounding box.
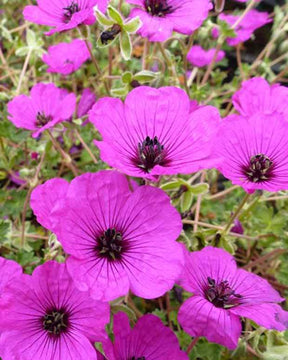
[200,41,223,85]
[74,128,98,164]
[78,26,111,95]
[20,151,46,247]
[186,337,199,354]
[47,130,79,177]
[222,192,251,235]
[193,171,206,233]
[16,47,32,95]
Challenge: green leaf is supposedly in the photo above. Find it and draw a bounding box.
[189,183,209,196]
[26,29,36,47]
[0,219,12,243]
[134,70,159,83]
[217,19,237,38]
[107,5,123,25]
[119,30,132,60]
[181,191,193,213]
[263,345,288,360]
[122,71,133,84]
[111,86,128,97]
[161,181,181,191]
[218,235,235,254]
[0,19,13,42]
[15,46,29,57]
[123,16,142,33]
[95,8,114,26]
[189,340,224,360]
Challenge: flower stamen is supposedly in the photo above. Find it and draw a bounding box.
[136,136,167,173]
[96,228,123,261]
[43,309,68,336]
[244,153,273,183]
[144,0,174,17]
[205,277,242,309]
[36,112,52,127]
[63,1,80,22]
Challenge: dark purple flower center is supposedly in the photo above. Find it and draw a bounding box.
[36,112,52,127]
[96,228,124,261]
[42,309,69,336]
[243,153,274,183]
[144,0,173,16]
[131,357,146,360]
[63,1,80,22]
[135,136,168,173]
[205,277,242,309]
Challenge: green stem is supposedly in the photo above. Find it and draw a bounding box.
[222,192,251,235]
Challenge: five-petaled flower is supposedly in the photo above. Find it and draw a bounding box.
[7,83,76,138]
[127,0,212,42]
[102,312,188,360]
[214,111,288,193]
[30,170,184,301]
[178,246,288,349]
[0,261,109,360]
[89,86,220,180]
[23,0,109,36]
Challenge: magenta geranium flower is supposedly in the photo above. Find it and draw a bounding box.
[127,0,212,42]
[213,10,271,46]
[23,0,109,36]
[7,83,76,138]
[42,39,91,75]
[0,257,22,297]
[0,261,109,360]
[214,112,288,192]
[30,170,184,301]
[187,45,225,67]
[232,77,288,117]
[103,312,188,360]
[178,246,288,350]
[89,86,220,180]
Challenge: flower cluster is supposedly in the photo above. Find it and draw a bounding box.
[2,0,288,359]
